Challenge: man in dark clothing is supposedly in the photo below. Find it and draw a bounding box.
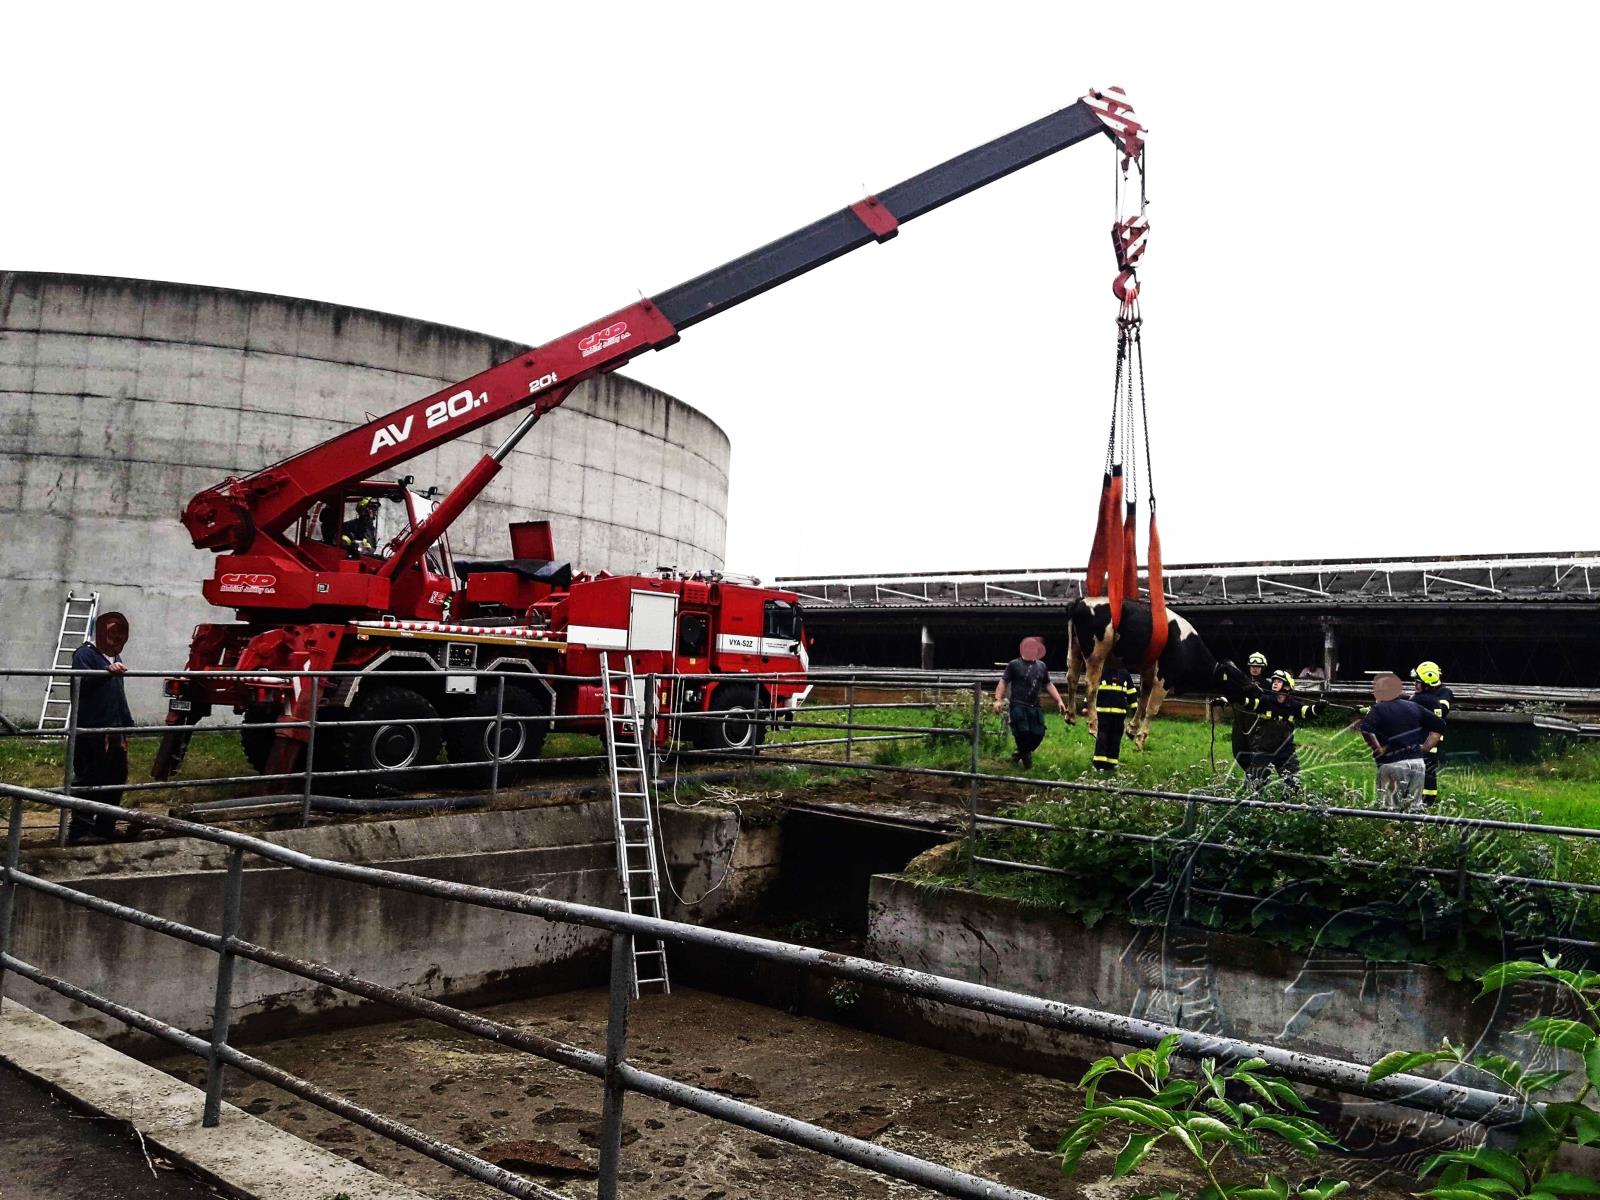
[994,637,1070,770]
[1360,673,1446,810]
[341,495,381,556]
[1410,660,1452,803]
[1093,665,1137,772]
[67,612,134,843]
[1229,651,1270,775]
[1238,670,1322,794]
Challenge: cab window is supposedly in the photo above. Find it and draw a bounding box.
[763,600,801,641]
[677,612,710,658]
[412,492,451,577]
[308,494,409,556]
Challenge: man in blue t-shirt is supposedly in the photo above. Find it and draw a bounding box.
[1359,673,1446,810]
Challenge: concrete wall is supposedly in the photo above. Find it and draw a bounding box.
[4,801,778,1045]
[866,875,1570,1089]
[0,272,731,721]
[862,877,1600,1179]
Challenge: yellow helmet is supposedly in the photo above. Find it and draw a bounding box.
[1413,661,1442,686]
[1269,669,1295,690]
[1248,651,1268,667]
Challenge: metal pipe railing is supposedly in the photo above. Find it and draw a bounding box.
[0,782,1530,1144]
[7,664,1596,895]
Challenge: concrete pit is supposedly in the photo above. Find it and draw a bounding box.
[150,986,1413,1200]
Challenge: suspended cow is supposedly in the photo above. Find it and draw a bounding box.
[1068,98,1246,745]
[1065,596,1242,747]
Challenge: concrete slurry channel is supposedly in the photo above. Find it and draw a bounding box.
[0,781,1555,1195]
[5,795,776,1043]
[148,986,1411,1200]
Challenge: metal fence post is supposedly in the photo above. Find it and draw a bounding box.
[597,932,635,1200]
[488,675,506,803]
[644,672,659,786]
[203,848,246,1127]
[299,678,320,827]
[1455,827,1472,951]
[1180,798,1198,923]
[966,681,981,887]
[844,682,856,762]
[57,676,81,847]
[0,794,25,1011]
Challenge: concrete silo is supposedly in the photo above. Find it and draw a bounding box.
[0,272,730,721]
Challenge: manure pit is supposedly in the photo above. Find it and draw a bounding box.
[153,986,1413,1200]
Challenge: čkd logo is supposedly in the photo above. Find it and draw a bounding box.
[578,321,630,358]
[219,572,277,593]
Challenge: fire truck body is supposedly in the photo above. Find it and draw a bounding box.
[164,496,806,781]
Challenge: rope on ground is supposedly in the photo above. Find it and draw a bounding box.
[654,776,762,907]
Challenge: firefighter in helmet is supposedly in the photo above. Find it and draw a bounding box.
[1239,669,1323,793]
[1229,651,1270,775]
[342,496,381,556]
[1410,661,1452,803]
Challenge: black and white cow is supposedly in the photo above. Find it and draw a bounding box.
[1065,596,1241,746]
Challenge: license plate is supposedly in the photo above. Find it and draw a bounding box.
[168,698,192,713]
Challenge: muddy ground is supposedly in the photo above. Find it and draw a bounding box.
[155,988,1411,1200]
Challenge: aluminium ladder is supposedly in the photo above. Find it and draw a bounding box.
[599,652,671,997]
[37,591,100,732]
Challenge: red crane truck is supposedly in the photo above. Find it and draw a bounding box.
[154,88,1145,787]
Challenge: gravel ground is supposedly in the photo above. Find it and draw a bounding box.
[1,1064,224,1200]
[153,987,1412,1200]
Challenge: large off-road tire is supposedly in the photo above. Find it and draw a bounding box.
[338,685,442,793]
[687,685,766,752]
[240,711,277,774]
[443,682,551,782]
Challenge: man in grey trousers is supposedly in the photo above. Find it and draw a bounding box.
[1359,673,1446,810]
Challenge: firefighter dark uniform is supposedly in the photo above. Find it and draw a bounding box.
[1230,652,1270,774]
[1239,672,1321,792]
[1411,661,1452,803]
[1093,667,1137,772]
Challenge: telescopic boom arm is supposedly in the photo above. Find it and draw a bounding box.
[181,92,1140,570]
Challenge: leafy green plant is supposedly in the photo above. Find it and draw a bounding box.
[1368,954,1600,1198]
[826,980,861,1010]
[1059,1033,1349,1199]
[967,790,1600,975]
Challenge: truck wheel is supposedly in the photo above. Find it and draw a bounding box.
[341,685,442,789]
[691,685,766,752]
[240,712,276,774]
[444,682,550,779]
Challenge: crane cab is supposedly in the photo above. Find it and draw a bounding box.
[204,480,457,620]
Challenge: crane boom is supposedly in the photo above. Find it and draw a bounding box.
[181,95,1121,567]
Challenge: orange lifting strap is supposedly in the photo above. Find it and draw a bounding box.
[1105,468,1125,619]
[1085,473,1111,598]
[1146,506,1167,669]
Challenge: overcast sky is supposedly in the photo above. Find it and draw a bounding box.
[9,3,1596,580]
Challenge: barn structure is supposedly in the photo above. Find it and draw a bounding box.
[784,553,1600,686]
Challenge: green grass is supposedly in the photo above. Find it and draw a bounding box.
[770,702,1600,974]
[0,729,252,807]
[0,724,605,815]
[765,701,1600,831]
